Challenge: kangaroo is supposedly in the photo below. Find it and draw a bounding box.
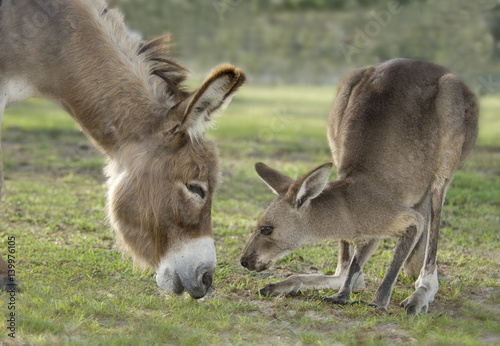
[240,59,479,314]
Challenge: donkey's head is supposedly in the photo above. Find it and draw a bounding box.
[106,65,245,298]
[240,162,333,272]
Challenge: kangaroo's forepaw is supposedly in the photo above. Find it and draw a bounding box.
[258,284,276,297]
[400,289,430,314]
[322,292,350,305]
[258,283,300,297]
[257,276,311,297]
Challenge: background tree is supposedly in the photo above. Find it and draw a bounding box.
[109,0,500,89]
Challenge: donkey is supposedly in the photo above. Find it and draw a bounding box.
[0,0,245,298]
[240,59,478,314]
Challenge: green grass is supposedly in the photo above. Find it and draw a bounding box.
[476,96,500,147]
[0,85,499,345]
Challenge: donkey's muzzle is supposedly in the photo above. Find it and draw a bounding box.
[189,266,214,299]
[155,236,216,299]
[201,271,213,288]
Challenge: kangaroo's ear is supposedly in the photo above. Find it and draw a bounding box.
[255,162,294,195]
[178,64,245,140]
[291,162,333,209]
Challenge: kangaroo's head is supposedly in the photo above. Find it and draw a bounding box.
[240,162,333,272]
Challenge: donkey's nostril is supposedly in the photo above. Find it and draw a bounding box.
[201,271,213,288]
[241,258,248,268]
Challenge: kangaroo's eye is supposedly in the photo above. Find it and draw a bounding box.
[260,226,274,235]
[188,184,205,199]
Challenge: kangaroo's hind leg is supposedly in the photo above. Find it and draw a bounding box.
[400,184,448,314]
[401,73,479,314]
[403,192,431,279]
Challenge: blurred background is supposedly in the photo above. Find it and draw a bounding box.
[107,0,500,92]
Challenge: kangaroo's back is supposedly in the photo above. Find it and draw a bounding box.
[328,59,478,206]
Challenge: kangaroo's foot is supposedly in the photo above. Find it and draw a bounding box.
[400,270,439,314]
[400,286,434,314]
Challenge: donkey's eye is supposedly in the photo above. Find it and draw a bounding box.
[260,226,274,235]
[188,184,205,199]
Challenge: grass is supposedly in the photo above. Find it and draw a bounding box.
[0,84,499,345]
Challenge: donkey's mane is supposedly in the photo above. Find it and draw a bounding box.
[137,35,190,103]
[89,0,189,104]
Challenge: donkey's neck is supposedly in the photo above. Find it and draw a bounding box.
[58,70,163,154]
[56,48,166,154]
[39,4,181,155]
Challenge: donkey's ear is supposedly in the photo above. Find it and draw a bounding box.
[255,162,294,195]
[179,64,245,140]
[292,162,333,209]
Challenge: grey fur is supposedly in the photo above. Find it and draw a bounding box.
[240,59,479,314]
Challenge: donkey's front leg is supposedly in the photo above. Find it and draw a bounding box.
[323,239,380,305]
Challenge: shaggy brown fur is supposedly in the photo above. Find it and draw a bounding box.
[0,0,245,298]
